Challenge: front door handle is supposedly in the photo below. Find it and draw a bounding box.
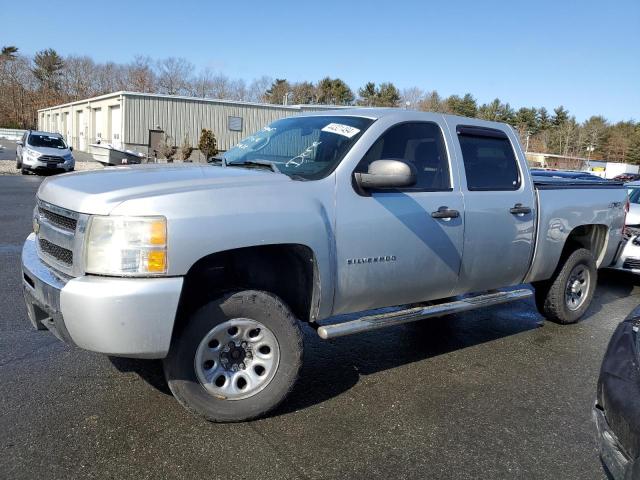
[431,206,460,219]
[510,203,532,215]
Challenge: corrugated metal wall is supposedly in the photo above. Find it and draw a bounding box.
[122,94,338,152]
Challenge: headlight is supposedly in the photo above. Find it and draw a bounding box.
[26,148,41,159]
[85,216,167,275]
[63,153,74,161]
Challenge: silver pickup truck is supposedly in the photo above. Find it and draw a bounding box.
[21,109,627,422]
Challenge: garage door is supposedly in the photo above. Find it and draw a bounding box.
[76,110,86,151]
[109,105,122,148]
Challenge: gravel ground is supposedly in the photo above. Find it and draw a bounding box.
[0,159,103,175]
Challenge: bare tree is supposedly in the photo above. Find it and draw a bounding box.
[400,87,425,109]
[209,73,235,99]
[228,78,248,101]
[61,56,97,100]
[156,57,193,95]
[418,90,447,113]
[95,62,128,94]
[247,75,273,102]
[190,68,215,98]
[126,55,156,93]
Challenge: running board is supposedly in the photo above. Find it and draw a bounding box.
[317,289,533,340]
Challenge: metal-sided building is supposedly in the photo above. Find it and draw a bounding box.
[37,91,337,156]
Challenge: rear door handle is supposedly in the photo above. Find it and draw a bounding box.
[510,203,531,215]
[431,206,460,219]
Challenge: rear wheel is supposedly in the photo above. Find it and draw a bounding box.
[534,248,597,324]
[164,290,303,422]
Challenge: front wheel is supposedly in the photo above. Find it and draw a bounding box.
[534,248,597,324]
[164,290,303,422]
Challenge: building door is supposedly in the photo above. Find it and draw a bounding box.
[92,108,103,143]
[109,105,122,148]
[65,113,72,145]
[76,110,86,151]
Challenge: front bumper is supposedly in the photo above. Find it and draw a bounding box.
[609,235,640,274]
[23,156,74,172]
[593,406,636,480]
[21,233,183,358]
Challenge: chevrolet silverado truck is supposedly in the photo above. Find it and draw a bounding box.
[21,109,627,422]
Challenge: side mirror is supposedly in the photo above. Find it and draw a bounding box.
[69,146,73,151]
[16,140,23,146]
[354,159,416,190]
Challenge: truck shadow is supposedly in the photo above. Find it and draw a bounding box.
[107,272,639,416]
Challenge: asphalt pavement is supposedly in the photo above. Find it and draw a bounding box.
[1,175,638,479]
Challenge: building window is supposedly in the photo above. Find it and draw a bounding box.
[228,116,243,132]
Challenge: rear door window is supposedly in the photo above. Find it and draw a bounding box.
[457,126,520,191]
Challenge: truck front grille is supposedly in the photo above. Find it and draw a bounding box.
[34,199,85,276]
[38,238,73,266]
[38,205,77,231]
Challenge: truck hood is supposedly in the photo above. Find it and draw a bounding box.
[37,163,291,215]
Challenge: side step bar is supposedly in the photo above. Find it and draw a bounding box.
[317,289,533,340]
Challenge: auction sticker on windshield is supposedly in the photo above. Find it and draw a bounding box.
[321,123,361,138]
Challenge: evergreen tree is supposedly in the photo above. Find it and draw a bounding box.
[537,107,551,130]
[446,93,477,117]
[316,77,353,105]
[198,129,218,161]
[376,82,400,107]
[627,129,640,165]
[552,106,570,126]
[358,82,377,106]
[0,45,18,61]
[264,78,291,104]
[291,81,316,104]
[32,48,64,91]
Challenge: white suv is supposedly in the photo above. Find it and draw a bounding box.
[16,131,75,174]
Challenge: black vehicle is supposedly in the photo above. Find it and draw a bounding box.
[594,306,640,479]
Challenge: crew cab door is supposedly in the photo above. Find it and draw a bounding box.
[333,120,464,315]
[450,123,536,293]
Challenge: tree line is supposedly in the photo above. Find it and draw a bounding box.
[1,46,638,164]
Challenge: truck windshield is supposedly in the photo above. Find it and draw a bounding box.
[223,116,374,180]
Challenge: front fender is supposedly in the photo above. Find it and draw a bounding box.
[110,176,338,320]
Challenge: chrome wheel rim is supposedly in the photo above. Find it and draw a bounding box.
[565,265,590,311]
[194,318,280,400]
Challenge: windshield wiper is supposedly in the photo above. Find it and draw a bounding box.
[228,160,280,173]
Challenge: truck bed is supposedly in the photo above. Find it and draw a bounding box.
[532,177,624,189]
[525,178,627,284]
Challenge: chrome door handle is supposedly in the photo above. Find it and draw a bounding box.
[510,203,531,215]
[431,206,460,219]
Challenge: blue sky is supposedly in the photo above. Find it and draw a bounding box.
[3,0,639,122]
